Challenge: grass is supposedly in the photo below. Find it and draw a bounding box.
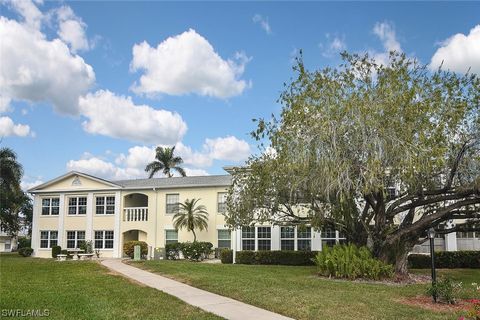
[0,253,221,320]
[135,259,480,320]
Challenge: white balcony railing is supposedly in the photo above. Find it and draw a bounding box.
[124,207,148,222]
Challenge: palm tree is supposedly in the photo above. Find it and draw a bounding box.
[0,147,23,193]
[173,198,209,242]
[145,146,186,178]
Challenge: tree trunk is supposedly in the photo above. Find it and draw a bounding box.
[192,229,197,242]
[394,250,409,276]
[377,239,414,277]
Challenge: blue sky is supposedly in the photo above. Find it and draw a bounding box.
[1,1,479,189]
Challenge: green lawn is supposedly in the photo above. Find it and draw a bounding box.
[0,253,220,320]
[135,260,480,320]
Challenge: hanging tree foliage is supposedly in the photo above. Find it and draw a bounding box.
[226,51,480,274]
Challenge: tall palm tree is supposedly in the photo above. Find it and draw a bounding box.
[173,198,209,242]
[0,147,23,193]
[145,146,186,178]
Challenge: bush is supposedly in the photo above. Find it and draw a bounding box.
[409,251,480,269]
[17,237,31,249]
[181,242,205,261]
[220,249,233,264]
[165,242,183,260]
[79,240,94,254]
[18,247,33,257]
[198,242,213,259]
[123,241,148,259]
[235,250,317,265]
[51,245,62,258]
[313,244,394,280]
[426,277,462,304]
[60,249,73,259]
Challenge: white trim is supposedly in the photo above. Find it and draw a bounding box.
[58,194,65,247]
[31,195,41,256]
[28,171,121,192]
[113,191,121,258]
[86,193,93,241]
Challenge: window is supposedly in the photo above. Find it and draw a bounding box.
[165,230,178,244]
[457,232,475,239]
[386,187,397,198]
[241,226,255,250]
[257,227,271,251]
[41,197,59,215]
[96,196,115,215]
[217,192,228,213]
[66,230,85,249]
[40,230,58,248]
[166,194,179,214]
[321,227,336,239]
[217,230,231,249]
[280,226,295,250]
[297,227,312,251]
[68,196,87,215]
[94,230,114,249]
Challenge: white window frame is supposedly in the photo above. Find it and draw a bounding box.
[257,227,271,251]
[66,230,85,249]
[165,229,178,245]
[94,230,114,249]
[68,196,87,215]
[241,226,255,250]
[321,227,346,248]
[166,194,179,214]
[40,230,58,249]
[217,229,231,249]
[217,192,228,214]
[280,226,295,250]
[95,196,115,215]
[41,197,60,216]
[297,227,312,251]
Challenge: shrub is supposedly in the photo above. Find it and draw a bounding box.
[235,250,317,265]
[198,242,213,259]
[236,251,256,264]
[181,242,204,261]
[18,247,33,257]
[313,244,394,280]
[79,240,94,254]
[426,277,462,304]
[166,242,183,260]
[123,241,148,259]
[51,245,62,258]
[220,249,233,264]
[61,249,72,259]
[409,251,480,269]
[17,237,31,249]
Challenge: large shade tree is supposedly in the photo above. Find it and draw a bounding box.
[145,146,186,178]
[226,52,480,275]
[173,198,209,242]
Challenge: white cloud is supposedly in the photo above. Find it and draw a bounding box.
[21,179,44,191]
[371,21,402,65]
[6,0,43,30]
[79,90,187,144]
[0,116,31,137]
[0,16,95,115]
[204,136,251,162]
[67,156,141,180]
[174,142,213,167]
[130,28,250,98]
[55,5,90,53]
[320,33,346,58]
[184,168,210,176]
[252,14,271,35]
[0,96,12,113]
[430,25,480,74]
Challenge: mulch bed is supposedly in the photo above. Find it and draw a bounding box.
[398,295,471,313]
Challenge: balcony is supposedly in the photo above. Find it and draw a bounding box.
[124,207,148,222]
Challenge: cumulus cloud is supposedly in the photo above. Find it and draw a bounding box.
[0,116,31,137]
[55,5,91,53]
[130,29,251,98]
[0,16,95,115]
[204,136,251,162]
[320,33,346,58]
[21,179,44,191]
[252,14,271,35]
[79,90,187,144]
[6,0,43,30]
[0,96,12,113]
[371,21,402,65]
[430,25,480,74]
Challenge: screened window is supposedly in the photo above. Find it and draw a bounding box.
[457,232,475,239]
[242,226,255,250]
[94,230,114,249]
[66,230,85,249]
[166,194,179,214]
[40,230,58,248]
[41,197,59,215]
[280,226,295,250]
[217,192,228,213]
[96,196,115,215]
[257,227,271,251]
[68,196,87,215]
[297,227,312,251]
[217,230,231,249]
[165,230,178,244]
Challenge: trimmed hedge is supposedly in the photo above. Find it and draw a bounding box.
[17,237,31,249]
[51,245,62,258]
[220,249,233,264]
[18,247,33,257]
[123,241,148,259]
[165,242,214,261]
[165,243,183,260]
[408,251,480,269]
[236,250,317,266]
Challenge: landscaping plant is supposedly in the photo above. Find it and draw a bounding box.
[426,276,462,304]
[123,240,148,259]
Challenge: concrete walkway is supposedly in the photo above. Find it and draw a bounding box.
[101,259,293,320]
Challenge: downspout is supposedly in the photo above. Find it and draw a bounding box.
[153,187,158,259]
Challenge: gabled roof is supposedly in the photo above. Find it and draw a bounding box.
[28,171,121,192]
[112,175,232,189]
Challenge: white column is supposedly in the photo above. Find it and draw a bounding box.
[312,230,322,251]
[445,232,458,252]
[31,195,41,256]
[58,194,65,247]
[236,227,242,251]
[86,193,94,241]
[113,191,121,258]
[271,225,280,250]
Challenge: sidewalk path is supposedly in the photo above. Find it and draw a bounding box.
[101,259,293,320]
